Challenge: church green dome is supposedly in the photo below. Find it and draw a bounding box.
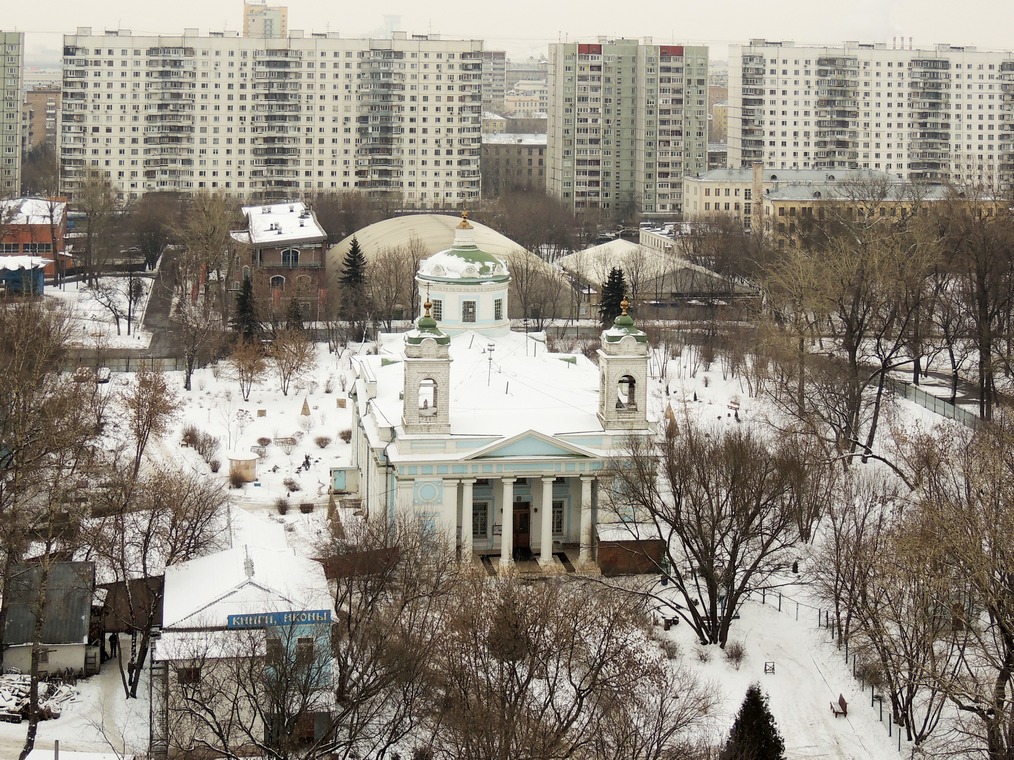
[417,212,510,284]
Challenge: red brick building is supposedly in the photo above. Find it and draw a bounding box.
[232,201,327,320]
[0,197,69,282]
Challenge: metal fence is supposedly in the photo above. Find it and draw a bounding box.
[888,378,981,429]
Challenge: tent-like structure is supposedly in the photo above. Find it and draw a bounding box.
[557,239,750,306]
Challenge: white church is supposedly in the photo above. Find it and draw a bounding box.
[348,213,653,571]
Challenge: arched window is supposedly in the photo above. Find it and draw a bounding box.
[616,375,637,410]
[282,248,299,267]
[242,265,251,281]
[270,275,285,291]
[418,378,437,417]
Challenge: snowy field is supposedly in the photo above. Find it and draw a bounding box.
[4,288,967,759]
[45,277,154,350]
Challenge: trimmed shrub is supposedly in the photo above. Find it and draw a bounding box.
[339,428,352,444]
[314,435,332,449]
[275,497,289,515]
[283,477,301,492]
[257,436,272,447]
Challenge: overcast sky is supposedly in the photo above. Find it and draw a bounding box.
[9,0,1014,66]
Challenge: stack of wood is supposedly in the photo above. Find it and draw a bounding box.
[0,673,78,723]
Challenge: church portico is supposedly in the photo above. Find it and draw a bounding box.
[347,213,652,575]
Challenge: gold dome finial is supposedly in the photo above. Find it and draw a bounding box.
[620,297,629,316]
[423,298,432,317]
[457,209,472,229]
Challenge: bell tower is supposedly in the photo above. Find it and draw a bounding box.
[597,299,649,431]
[402,300,452,435]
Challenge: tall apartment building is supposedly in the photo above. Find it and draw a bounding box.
[1,32,24,196]
[547,38,708,218]
[728,39,1014,189]
[481,50,506,113]
[60,28,483,205]
[243,1,288,39]
[22,85,62,153]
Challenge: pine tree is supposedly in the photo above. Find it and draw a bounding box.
[285,297,304,332]
[599,267,627,327]
[231,276,261,341]
[340,236,367,289]
[338,236,371,340]
[721,683,786,760]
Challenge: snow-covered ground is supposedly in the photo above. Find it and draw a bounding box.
[5,288,965,758]
[46,278,154,350]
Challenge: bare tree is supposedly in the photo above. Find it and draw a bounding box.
[229,338,268,402]
[122,367,180,481]
[75,168,119,286]
[83,464,228,699]
[367,243,424,331]
[177,192,242,322]
[427,575,715,760]
[269,329,316,396]
[604,417,811,647]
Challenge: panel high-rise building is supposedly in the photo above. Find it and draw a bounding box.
[547,38,708,218]
[1,31,24,195]
[728,39,1014,189]
[243,2,288,39]
[60,28,483,205]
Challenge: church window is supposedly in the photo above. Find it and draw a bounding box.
[431,299,443,320]
[552,499,565,534]
[494,298,503,320]
[472,502,489,538]
[617,375,637,409]
[462,300,476,322]
[418,378,437,417]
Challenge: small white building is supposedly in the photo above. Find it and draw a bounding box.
[350,213,653,571]
[151,545,333,756]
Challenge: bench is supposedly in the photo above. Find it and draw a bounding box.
[830,693,848,718]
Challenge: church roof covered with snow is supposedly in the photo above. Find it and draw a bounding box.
[417,212,509,284]
[357,329,602,446]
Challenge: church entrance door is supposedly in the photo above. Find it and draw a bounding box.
[513,503,531,557]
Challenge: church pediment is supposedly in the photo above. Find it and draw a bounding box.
[464,431,596,461]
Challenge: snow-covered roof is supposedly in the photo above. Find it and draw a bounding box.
[417,215,510,283]
[482,133,547,146]
[161,545,330,629]
[235,201,326,247]
[361,329,603,441]
[558,241,721,285]
[0,255,52,271]
[327,213,537,274]
[0,197,66,226]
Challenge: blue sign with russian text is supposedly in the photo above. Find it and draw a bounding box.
[227,609,332,628]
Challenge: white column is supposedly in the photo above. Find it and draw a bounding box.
[500,477,516,567]
[446,478,460,552]
[579,475,594,564]
[540,476,555,566]
[461,478,475,559]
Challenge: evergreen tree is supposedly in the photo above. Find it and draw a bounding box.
[231,276,261,341]
[340,236,367,290]
[338,236,371,340]
[721,683,786,760]
[285,297,304,332]
[599,266,627,327]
